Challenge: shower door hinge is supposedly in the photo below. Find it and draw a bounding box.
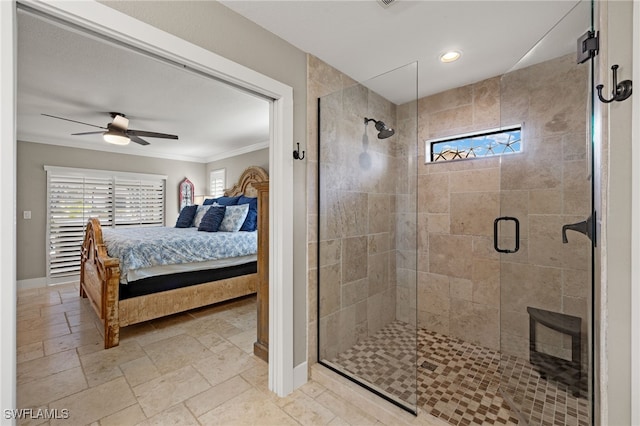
[577,30,599,64]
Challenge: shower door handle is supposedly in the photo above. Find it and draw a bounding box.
[494,216,520,253]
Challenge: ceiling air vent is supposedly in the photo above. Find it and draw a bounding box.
[377,0,396,8]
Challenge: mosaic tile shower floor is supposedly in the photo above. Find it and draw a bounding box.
[328,321,590,425]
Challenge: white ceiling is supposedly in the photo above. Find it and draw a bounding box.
[17,10,271,163]
[17,1,589,161]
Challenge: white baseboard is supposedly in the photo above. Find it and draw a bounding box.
[17,277,47,290]
[293,361,308,390]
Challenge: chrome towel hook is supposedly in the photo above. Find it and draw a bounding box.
[596,64,632,103]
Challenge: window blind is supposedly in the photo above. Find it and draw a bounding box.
[209,169,226,198]
[46,167,165,282]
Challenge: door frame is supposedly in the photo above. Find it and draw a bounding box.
[0,0,296,410]
[631,2,639,423]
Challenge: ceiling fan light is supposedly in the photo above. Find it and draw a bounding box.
[103,131,130,145]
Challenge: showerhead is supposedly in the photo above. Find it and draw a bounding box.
[364,117,395,139]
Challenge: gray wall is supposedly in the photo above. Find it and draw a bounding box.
[16,141,206,281]
[206,148,269,193]
[95,1,309,367]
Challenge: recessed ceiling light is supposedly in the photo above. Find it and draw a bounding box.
[440,51,461,63]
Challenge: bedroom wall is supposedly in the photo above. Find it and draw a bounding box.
[98,0,310,368]
[16,141,206,282]
[206,147,269,194]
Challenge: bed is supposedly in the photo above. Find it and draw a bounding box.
[80,166,269,349]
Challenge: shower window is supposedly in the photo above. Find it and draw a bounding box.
[427,125,522,162]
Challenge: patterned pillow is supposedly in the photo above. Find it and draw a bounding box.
[192,205,212,228]
[175,205,198,228]
[218,204,250,232]
[198,206,226,232]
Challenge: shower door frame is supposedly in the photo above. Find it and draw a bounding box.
[497,2,597,420]
[315,82,420,415]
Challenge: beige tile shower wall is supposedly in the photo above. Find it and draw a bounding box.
[417,54,591,362]
[395,101,419,326]
[308,55,416,362]
[317,84,400,361]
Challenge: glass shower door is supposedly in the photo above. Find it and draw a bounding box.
[317,62,418,413]
[498,1,593,424]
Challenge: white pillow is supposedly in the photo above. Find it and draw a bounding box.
[219,204,250,232]
[192,205,212,228]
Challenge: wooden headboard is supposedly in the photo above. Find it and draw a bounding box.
[224,166,269,198]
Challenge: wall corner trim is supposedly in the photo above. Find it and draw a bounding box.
[293,361,308,390]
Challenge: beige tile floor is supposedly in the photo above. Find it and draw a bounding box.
[15,283,446,426]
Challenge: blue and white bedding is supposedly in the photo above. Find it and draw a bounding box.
[101,226,257,284]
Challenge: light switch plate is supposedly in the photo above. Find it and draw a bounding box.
[23,211,31,220]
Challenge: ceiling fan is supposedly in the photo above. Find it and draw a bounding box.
[42,112,179,146]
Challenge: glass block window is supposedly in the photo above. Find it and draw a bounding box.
[427,126,522,162]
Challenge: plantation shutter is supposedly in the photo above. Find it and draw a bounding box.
[45,166,166,283]
[47,173,113,280]
[209,169,226,198]
[115,178,165,227]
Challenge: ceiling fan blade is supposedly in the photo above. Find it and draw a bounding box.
[71,131,104,136]
[129,135,150,146]
[127,129,179,140]
[42,114,106,130]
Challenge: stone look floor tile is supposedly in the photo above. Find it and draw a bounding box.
[315,390,380,425]
[49,377,136,426]
[17,366,87,408]
[98,404,146,426]
[79,340,147,387]
[280,391,337,425]
[198,388,298,426]
[137,403,200,426]
[227,328,257,353]
[16,284,490,426]
[42,325,103,355]
[192,346,260,387]
[17,313,67,331]
[17,349,80,385]
[133,365,211,418]
[185,375,252,418]
[119,356,162,388]
[142,334,213,374]
[17,322,71,348]
[298,380,328,399]
[16,342,45,364]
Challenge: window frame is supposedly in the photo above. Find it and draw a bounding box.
[425,124,523,163]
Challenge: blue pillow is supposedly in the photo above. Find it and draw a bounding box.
[238,196,258,231]
[175,205,198,228]
[215,196,241,206]
[203,198,216,205]
[198,206,226,232]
